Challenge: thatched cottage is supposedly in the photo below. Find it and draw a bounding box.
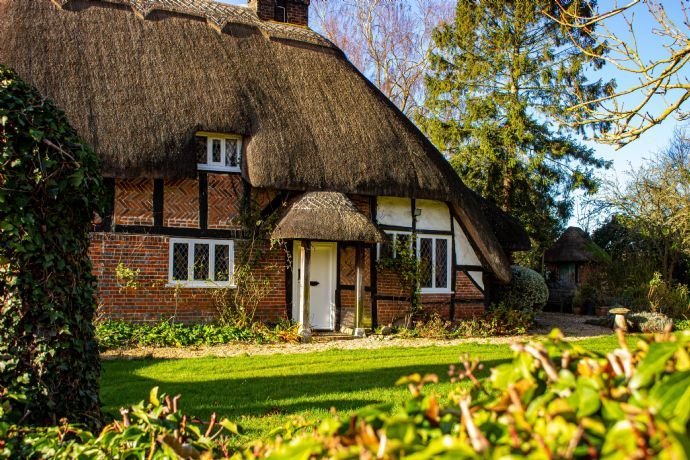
[0,0,528,336]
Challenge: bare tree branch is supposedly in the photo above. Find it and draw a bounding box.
[311,0,454,116]
[548,0,690,148]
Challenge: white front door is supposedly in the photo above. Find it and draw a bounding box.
[293,242,336,330]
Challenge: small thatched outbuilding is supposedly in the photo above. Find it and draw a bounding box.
[544,227,610,312]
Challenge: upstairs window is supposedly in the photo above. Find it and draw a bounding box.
[197,133,242,172]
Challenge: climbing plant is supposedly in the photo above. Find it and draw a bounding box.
[0,66,105,427]
[377,234,422,326]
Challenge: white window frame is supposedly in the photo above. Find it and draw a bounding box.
[377,231,452,294]
[167,238,235,288]
[416,235,452,294]
[377,231,412,259]
[196,133,242,173]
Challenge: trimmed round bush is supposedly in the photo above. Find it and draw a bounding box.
[495,265,549,312]
[0,65,105,427]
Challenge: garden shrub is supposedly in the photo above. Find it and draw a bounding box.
[494,265,548,313]
[411,313,451,339]
[0,387,241,459]
[3,331,689,458]
[0,66,105,427]
[648,272,690,318]
[395,304,534,339]
[453,302,534,337]
[675,319,690,331]
[95,319,300,350]
[628,311,674,333]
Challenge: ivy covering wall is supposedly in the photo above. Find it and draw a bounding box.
[0,65,105,427]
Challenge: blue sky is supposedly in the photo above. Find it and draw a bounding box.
[219,0,685,226]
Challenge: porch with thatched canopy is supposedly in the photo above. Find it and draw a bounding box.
[272,192,384,339]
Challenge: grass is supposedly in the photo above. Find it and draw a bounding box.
[101,335,625,439]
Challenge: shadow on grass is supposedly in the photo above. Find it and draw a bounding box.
[100,357,510,424]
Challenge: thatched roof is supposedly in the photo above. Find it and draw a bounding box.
[469,191,531,252]
[0,0,516,282]
[544,227,610,264]
[272,192,385,243]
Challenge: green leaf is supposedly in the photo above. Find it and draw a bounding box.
[649,370,690,432]
[629,342,677,389]
[219,419,241,435]
[575,377,600,417]
[149,386,160,406]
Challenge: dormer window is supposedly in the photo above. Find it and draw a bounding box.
[197,133,242,172]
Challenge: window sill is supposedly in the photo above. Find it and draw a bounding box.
[420,289,454,295]
[197,164,241,173]
[165,282,236,289]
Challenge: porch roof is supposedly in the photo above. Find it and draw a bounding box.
[271,192,385,244]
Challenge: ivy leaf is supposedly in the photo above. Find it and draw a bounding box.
[28,128,44,141]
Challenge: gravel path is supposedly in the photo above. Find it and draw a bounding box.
[100,312,612,360]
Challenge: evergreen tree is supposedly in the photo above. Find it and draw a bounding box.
[419,0,611,265]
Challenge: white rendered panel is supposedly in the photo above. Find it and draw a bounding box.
[416,199,451,231]
[454,219,482,266]
[376,196,412,227]
[468,271,484,290]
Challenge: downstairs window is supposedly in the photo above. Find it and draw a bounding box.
[168,238,234,287]
[378,232,452,293]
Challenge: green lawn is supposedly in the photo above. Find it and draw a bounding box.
[101,335,623,439]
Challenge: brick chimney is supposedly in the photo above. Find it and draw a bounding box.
[248,0,309,27]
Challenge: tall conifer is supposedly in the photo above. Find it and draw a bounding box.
[419,0,611,263]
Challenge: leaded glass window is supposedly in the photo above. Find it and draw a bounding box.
[211,139,222,164]
[169,239,234,287]
[199,135,242,171]
[435,238,448,288]
[419,238,433,288]
[377,233,451,292]
[193,243,210,280]
[214,244,230,282]
[225,139,239,168]
[172,242,188,281]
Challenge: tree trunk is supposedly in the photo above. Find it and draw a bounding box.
[501,168,513,213]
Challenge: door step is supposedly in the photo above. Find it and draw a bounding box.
[312,332,358,342]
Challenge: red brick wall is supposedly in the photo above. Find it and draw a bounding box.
[208,174,243,229]
[249,0,308,26]
[454,271,485,318]
[90,232,288,323]
[349,194,372,219]
[163,179,199,228]
[114,179,154,226]
[374,269,486,325]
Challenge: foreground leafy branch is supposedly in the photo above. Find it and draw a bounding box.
[2,330,689,458]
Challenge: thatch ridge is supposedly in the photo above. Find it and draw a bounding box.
[0,0,514,282]
[272,192,386,243]
[52,0,335,46]
[544,227,609,263]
